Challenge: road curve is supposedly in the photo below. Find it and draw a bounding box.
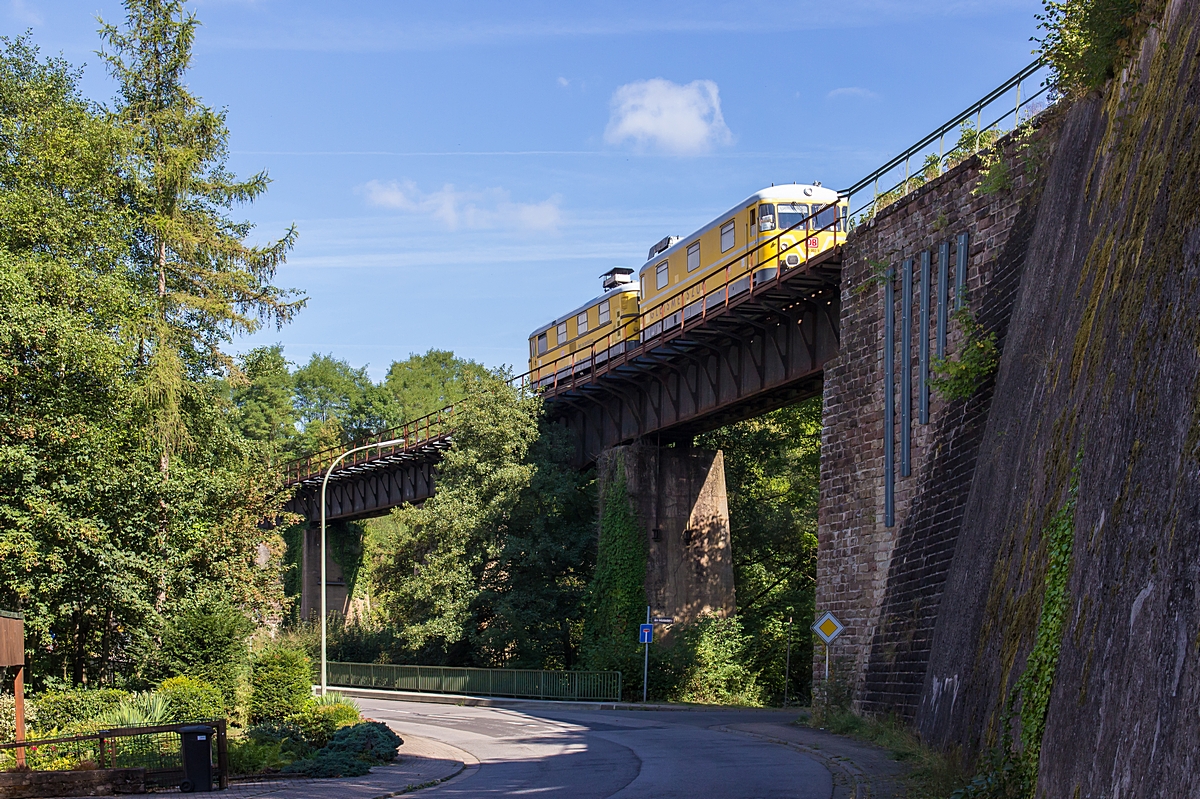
[357,697,833,798]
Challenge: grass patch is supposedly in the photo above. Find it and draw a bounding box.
[798,706,970,798]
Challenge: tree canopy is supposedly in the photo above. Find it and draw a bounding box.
[0,9,298,687]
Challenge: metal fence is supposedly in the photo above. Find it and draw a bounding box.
[841,58,1056,221]
[0,720,228,789]
[327,662,621,701]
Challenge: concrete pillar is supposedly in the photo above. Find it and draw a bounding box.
[299,523,349,622]
[598,444,736,629]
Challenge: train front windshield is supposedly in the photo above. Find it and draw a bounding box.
[778,203,809,232]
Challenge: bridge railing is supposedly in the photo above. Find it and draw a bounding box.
[283,405,455,485]
[840,58,1055,222]
[325,661,622,701]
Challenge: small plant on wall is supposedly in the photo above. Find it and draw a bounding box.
[931,308,1000,401]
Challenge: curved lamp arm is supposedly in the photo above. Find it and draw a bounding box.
[320,438,405,695]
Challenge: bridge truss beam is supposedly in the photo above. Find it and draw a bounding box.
[283,436,449,523]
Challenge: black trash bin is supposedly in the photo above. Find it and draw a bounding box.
[179,725,214,793]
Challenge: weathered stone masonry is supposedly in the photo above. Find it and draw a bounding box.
[816,119,1058,716]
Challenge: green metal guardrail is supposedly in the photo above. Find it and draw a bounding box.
[326,662,621,701]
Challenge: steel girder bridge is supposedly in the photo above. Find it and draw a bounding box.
[281,245,841,523]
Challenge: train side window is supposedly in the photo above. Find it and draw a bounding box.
[640,275,647,298]
[687,242,701,272]
[577,311,589,334]
[598,300,610,324]
[655,260,669,290]
[816,203,837,230]
[537,333,548,355]
[839,205,848,232]
[557,322,567,344]
[758,205,775,232]
[720,220,736,252]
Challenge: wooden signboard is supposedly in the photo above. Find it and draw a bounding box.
[0,610,23,667]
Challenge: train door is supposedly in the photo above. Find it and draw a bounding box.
[747,204,759,270]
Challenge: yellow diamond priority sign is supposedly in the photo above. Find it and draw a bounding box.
[812,611,845,645]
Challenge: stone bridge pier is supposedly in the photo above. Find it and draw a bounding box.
[597,443,736,628]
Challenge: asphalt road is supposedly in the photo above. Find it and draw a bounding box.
[357,697,834,798]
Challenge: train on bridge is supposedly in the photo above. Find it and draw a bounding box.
[527,184,847,387]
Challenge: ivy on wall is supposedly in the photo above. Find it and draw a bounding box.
[1015,465,1079,791]
[931,308,1001,401]
[582,458,647,687]
[952,462,1080,799]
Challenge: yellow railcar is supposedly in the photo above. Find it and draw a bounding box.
[637,184,847,340]
[528,268,641,387]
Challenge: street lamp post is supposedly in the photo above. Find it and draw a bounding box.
[320,438,405,696]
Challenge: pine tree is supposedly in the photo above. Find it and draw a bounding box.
[99,0,305,474]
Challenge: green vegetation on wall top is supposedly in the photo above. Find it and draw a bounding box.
[1037,0,1159,95]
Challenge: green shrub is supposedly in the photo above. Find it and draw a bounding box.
[247,720,313,760]
[227,736,285,776]
[96,693,172,728]
[1,692,38,742]
[284,750,371,778]
[282,721,402,778]
[1037,0,1142,94]
[157,676,225,722]
[310,690,360,712]
[248,647,312,723]
[321,721,402,763]
[31,689,128,732]
[158,601,254,708]
[930,308,1000,401]
[292,701,360,748]
[669,615,764,706]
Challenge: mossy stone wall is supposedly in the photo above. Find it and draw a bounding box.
[918,2,1200,794]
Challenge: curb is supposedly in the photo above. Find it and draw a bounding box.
[711,725,872,799]
[372,734,481,797]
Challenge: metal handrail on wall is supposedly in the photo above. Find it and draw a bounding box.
[840,58,1055,220]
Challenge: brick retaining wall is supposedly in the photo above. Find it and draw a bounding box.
[816,115,1060,717]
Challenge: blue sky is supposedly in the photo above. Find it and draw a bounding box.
[9,0,1042,379]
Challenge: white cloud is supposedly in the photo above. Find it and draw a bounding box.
[827,86,880,100]
[360,180,562,232]
[8,0,42,25]
[604,78,733,155]
[557,76,570,87]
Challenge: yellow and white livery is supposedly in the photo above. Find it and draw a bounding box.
[637,184,847,340]
[529,268,641,387]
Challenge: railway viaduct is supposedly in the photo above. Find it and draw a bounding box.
[282,61,1052,718]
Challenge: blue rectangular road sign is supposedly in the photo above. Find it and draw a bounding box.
[638,624,653,644]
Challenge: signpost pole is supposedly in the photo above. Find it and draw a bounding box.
[642,606,650,703]
[13,663,25,768]
[811,611,844,686]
